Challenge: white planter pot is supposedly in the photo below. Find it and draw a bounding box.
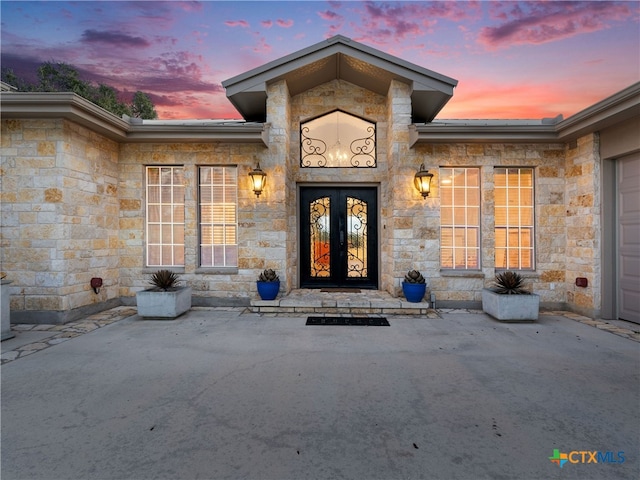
[482,288,539,322]
[136,287,192,319]
[1,280,14,341]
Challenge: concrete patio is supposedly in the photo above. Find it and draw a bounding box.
[1,307,639,480]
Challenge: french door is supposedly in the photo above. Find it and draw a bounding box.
[300,187,378,288]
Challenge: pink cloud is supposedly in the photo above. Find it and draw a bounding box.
[224,20,249,28]
[318,10,341,21]
[175,2,203,14]
[354,1,479,46]
[479,1,636,49]
[252,36,272,55]
[261,20,273,28]
[276,19,294,28]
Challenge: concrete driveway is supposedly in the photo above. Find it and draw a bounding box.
[2,308,639,480]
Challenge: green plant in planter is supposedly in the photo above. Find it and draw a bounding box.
[258,269,280,282]
[137,269,191,318]
[149,269,181,291]
[402,270,427,303]
[257,269,280,300]
[404,270,426,284]
[483,270,538,321]
[492,271,528,294]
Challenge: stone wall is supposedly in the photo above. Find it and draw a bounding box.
[288,79,393,290]
[0,96,612,319]
[1,119,120,322]
[564,133,600,317]
[118,142,268,302]
[413,142,567,307]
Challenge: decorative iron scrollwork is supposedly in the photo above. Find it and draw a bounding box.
[346,197,368,277]
[310,197,330,277]
[301,126,328,167]
[300,114,376,168]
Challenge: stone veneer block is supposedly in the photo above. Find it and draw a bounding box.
[279,298,323,308]
[336,299,372,308]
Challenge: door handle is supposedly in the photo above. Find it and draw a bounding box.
[340,230,345,246]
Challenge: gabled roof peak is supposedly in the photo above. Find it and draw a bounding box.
[222,35,457,123]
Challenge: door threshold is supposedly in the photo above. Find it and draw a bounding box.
[320,288,361,293]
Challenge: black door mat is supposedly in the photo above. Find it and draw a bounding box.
[306,317,389,326]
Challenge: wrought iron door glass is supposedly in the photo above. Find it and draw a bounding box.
[346,197,367,277]
[300,187,377,288]
[310,196,330,277]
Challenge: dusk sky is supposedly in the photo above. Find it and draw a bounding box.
[2,1,639,120]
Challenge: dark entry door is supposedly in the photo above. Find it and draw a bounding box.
[300,187,378,288]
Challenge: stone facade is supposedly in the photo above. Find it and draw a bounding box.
[563,133,601,317]
[1,119,120,322]
[2,37,638,323]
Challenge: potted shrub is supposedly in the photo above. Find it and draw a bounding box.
[136,269,192,319]
[257,269,280,301]
[482,271,539,322]
[402,270,427,303]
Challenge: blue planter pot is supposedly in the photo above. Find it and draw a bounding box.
[257,281,280,300]
[402,282,426,303]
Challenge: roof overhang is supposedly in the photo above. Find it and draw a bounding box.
[222,35,458,123]
[0,92,269,144]
[410,82,640,145]
[555,81,640,141]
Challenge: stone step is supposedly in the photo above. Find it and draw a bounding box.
[249,289,432,315]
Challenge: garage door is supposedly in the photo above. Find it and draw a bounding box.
[618,153,640,323]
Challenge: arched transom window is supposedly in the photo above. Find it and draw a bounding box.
[301,110,376,167]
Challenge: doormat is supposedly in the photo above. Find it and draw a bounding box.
[306,317,389,326]
[320,288,361,293]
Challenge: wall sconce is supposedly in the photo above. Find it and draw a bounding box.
[248,162,267,197]
[414,163,434,199]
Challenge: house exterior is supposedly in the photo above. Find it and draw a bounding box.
[1,35,639,324]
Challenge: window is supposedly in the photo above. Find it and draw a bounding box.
[146,166,185,266]
[300,110,376,167]
[494,168,534,269]
[440,168,480,269]
[199,166,238,267]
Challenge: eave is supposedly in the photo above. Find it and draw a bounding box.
[0,92,269,144]
[555,81,640,141]
[409,122,560,145]
[411,82,640,146]
[223,35,458,123]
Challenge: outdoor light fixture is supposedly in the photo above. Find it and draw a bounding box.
[414,163,434,198]
[248,162,267,197]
